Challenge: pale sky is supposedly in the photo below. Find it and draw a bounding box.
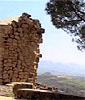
[0,0,85,65]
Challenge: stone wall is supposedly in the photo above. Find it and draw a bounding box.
[13,83,85,100]
[0,13,45,84]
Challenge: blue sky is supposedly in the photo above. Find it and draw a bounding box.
[0,0,85,66]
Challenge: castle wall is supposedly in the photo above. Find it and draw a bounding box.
[0,13,44,84]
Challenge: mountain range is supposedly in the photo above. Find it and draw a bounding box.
[37,61,85,75]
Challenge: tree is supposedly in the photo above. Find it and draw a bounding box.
[46,0,85,50]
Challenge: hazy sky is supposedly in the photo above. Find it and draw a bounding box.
[0,0,85,65]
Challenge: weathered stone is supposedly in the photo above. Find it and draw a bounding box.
[0,13,45,85]
[13,82,33,97]
[15,88,85,100]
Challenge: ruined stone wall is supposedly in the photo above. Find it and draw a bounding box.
[0,13,45,84]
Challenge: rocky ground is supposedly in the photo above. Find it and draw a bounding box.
[0,85,13,97]
[0,83,58,97]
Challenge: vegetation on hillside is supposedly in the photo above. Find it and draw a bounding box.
[37,72,85,97]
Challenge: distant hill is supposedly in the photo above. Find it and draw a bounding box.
[37,72,85,97]
[38,61,85,75]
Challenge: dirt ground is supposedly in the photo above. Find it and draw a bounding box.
[0,96,14,100]
[0,96,27,100]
